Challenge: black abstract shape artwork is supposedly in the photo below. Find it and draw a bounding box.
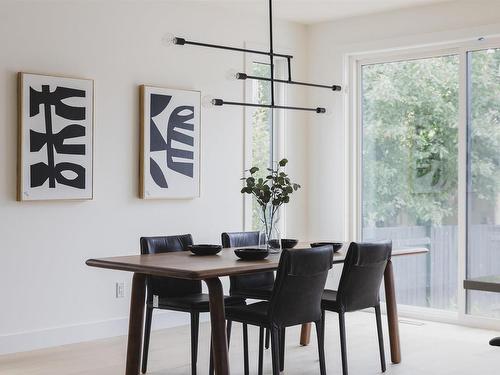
[149,93,195,188]
[29,84,87,190]
[167,106,194,177]
[150,158,168,188]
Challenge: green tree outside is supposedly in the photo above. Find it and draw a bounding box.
[251,62,274,230]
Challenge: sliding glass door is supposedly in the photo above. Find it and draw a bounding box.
[358,41,500,321]
[466,48,500,318]
[361,55,459,311]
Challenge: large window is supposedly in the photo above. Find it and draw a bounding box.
[361,55,459,311]
[250,62,274,230]
[467,48,500,318]
[357,41,500,322]
[244,58,284,231]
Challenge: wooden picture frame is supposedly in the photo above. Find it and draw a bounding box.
[17,72,94,201]
[139,85,201,199]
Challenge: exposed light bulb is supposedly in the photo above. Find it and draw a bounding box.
[161,33,176,47]
[202,95,214,108]
[319,106,333,117]
[225,68,239,81]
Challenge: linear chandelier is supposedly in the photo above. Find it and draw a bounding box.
[173,0,341,114]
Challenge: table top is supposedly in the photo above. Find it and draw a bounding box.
[86,242,428,280]
[464,275,500,293]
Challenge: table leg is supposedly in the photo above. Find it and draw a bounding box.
[299,323,312,346]
[205,278,230,375]
[384,259,401,364]
[125,273,146,375]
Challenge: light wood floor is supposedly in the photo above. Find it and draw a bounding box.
[1,312,498,374]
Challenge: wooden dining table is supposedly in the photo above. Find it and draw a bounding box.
[464,275,500,346]
[86,242,428,375]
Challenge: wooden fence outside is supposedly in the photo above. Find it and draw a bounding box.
[364,224,500,313]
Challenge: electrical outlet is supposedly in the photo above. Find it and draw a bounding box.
[116,282,125,298]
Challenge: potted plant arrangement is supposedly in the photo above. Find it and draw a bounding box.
[241,158,301,251]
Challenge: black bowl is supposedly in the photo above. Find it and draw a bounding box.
[310,242,343,253]
[234,248,269,261]
[188,244,222,256]
[268,239,281,249]
[268,239,299,249]
[281,238,299,249]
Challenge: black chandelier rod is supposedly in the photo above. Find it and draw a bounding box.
[211,98,325,113]
[236,72,342,91]
[268,0,275,107]
[172,0,341,114]
[172,37,294,60]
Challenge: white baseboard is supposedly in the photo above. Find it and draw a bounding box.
[0,311,208,356]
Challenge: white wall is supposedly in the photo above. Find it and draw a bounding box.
[0,1,309,354]
[306,0,500,242]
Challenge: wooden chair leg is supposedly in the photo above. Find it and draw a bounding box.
[338,312,348,375]
[279,327,286,371]
[243,323,249,375]
[265,328,270,349]
[270,328,281,375]
[190,312,199,375]
[375,305,386,372]
[315,319,327,375]
[141,306,153,374]
[258,327,265,375]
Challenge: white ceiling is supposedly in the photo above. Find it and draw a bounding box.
[196,0,454,25]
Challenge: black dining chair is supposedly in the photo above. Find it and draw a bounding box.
[140,234,244,375]
[225,245,334,375]
[221,231,275,354]
[321,241,392,375]
[221,231,275,374]
[221,231,275,301]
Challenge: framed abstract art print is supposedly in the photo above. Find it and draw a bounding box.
[140,85,201,199]
[18,73,94,201]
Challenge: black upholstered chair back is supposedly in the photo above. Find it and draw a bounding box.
[268,246,333,328]
[222,231,260,248]
[337,241,392,312]
[140,234,201,298]
[222,231,275,296]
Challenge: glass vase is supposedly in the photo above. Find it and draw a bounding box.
[258,204,281,253]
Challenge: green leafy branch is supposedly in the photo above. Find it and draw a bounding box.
[241,158,301,236]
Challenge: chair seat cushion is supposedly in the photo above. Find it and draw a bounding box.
[225,301,270,326]
[321,289,339,311]
[154,293,245,312]
[231,284,274,300]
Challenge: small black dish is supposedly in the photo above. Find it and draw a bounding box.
[268,239,299,249]
[281,238,299,249]
[234,248,269,261]
[188,244,222,256]
[268,239,281,249]
[310,242,343,253]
